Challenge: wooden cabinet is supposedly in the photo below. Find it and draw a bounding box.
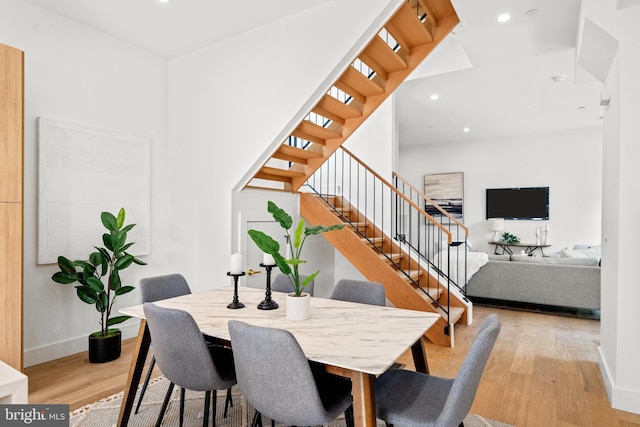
[0,43,24,371]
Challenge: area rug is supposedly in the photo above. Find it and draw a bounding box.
[70,376,511,427]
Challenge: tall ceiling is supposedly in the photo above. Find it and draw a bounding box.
[23,0,604,146]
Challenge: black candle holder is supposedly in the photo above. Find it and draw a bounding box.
[226,272,246,309]
[257,263,279,310]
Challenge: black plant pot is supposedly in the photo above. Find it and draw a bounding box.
[88,330,122,363]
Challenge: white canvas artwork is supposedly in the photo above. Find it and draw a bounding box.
[37,117,151,265]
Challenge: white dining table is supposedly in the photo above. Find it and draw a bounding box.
[117,285,440,427]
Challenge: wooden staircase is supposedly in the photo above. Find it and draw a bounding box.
[245,0,459,192]
[300,193,469,347]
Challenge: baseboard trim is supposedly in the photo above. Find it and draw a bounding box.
[597,345,640,415]
[468,296,601,319]
[24,321,140,368]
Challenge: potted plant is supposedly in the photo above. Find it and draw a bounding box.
[501,232,520,245]
[51,208,146,363]
[248,201,344,320]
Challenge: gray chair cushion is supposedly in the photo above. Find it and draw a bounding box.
[228,320,352,426]
[331,279,386,306]
[139,273,191,303]
[375,314,501,427]
[271,273,315,296]
[143,303,236,392]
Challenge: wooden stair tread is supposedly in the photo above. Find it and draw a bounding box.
[360,36,408,78]
[415,285,441,301]
[435,305,464,325]
[397,269,422,281]
[256,166,305,179]
[338,67,385,98]
[362,237,384,244]
[386,2,433,51]
[295,121,342,141]
[316,94,362,120]
[272,145,323,164]
[379,252,402,263]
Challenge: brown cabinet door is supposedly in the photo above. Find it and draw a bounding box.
[0,43,24,371]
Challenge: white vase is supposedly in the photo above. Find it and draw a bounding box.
[286,293,311,321]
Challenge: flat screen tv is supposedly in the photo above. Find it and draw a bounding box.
[486,187,549,220]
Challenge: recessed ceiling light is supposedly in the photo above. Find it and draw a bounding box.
[430,94,439,100]
[463,127,470,133]
[497,13,511,23]
[157,0,171,3]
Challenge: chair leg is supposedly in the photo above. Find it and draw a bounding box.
[203,391,211,427]
[251,410,262,427]
[155,382,175,427]
[223,388,233,418]
[211,390,217,427]
[344,404,355,427]
[179,388,186,427]
[134,355,156,414]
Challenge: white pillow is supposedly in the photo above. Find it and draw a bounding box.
[560,248,599,260]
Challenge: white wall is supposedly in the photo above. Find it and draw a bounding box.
[397,127,603,255]
[0,0,171,366]
[582,0,640,414]
[168,0,401,292]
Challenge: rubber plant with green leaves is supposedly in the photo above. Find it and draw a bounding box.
[52,208,146,362]
[248,201,345,297]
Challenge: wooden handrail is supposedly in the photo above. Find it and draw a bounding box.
[339,146,454,242]
[392,171,469,238]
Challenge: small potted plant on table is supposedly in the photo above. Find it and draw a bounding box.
[51,208,146,363]
[248,201,344,320]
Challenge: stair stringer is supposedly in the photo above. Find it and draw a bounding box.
[300,192,456,346]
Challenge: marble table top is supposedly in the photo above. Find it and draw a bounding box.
[121,285,440,375]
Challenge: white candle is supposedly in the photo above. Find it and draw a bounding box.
[263,252,275,266]
[230,253,242,274]
[545,223,550,231]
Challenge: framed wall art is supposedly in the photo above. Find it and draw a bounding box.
[424,172,464,222]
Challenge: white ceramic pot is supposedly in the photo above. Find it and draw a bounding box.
[286,293,311,321]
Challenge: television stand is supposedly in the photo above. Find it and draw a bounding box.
[489,242,550,257]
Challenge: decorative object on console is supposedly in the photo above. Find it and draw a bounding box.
[51,208,146,363]
[501,232,520,245]
[257,255,278,310]
[488,218,504,242]
[248,201,344,321]
[543,223,550,245]
[535,228,541,245]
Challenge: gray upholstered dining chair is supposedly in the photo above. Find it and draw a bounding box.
[135,273,193,414]
[271,273,315,296]
[330,278,386,306]
[228,320,354,427]
[375,314,501,427]
[136,273,233,420]
[143,303,237,427]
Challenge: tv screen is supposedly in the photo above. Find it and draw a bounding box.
[486,187,549,220]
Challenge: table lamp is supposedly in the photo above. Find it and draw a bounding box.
[488,218,504,242]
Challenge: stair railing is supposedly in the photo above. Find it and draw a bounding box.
[392,173,469,294]
[303,146,466,327]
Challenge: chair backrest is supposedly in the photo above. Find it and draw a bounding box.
[228,320,332,426]
[271,273,315,296]
[142,303,224,392]
[139,273,191,303]
[331,279,386,306]
[437,314,501,426]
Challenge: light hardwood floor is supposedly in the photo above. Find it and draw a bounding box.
[25,305,640,426]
